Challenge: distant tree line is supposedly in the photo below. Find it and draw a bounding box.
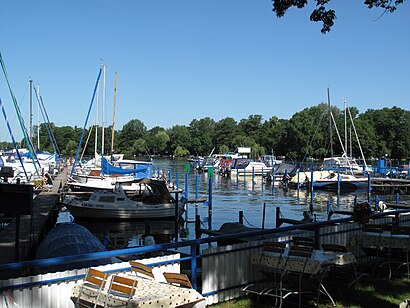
[2,104,409,162]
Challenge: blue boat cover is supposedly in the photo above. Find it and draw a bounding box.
[35,223,116,273]
[101,156,152,178]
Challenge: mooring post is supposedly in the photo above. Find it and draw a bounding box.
[272,166,275,187]
[327,200,331,220]
[169,168,173,185]
[354,196,357,207]
[262,167,264,183]
[239,210,243,224]
[337,171,341,194]
[176,171,179,189]
[195,175,199,217]
[367,173,371,203]
[174,192,179,241]
[185,172,189,221]
[275,207,280,228]
[252,166,255,183]
[236,167,239,182]
[195,215,201,240]
[208,177,213,230]
[262,202,266,230]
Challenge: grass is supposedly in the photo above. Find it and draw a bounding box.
[208,275,410,307]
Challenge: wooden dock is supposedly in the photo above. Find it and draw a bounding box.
[0,169,68,270]
[371,178,410,194]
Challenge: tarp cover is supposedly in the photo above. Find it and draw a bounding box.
[35,223,115,273]
[101,156,151,177]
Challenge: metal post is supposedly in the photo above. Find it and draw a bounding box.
[185,173,189,221]
[262,202,266,230]
[176,171,179,189]
[195,175,199,217]
[275,207,280,228]
[396,192,400,204]
[208,177,212,230]
[337,171,341,195]
[190,241,198,290]
[252,166,255,183]
[367,173,371,203]
[239,211,243,224]
[272,166,275,187]
[174,192,179,241]
[327,200,331,220]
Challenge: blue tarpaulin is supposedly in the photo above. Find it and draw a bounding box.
[101,156,152,178]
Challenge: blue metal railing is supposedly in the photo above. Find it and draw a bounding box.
[1,208,410,293]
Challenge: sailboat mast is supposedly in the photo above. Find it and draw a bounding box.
[344,99,348,157]
[29,79,33,143]
[111,72,118,156]
[94,80,100,160]
[101,64,106,156]
[327,88,333,157]
[37,84,40,150]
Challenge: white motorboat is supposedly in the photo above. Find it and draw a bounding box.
[64,178,183,220]
[230,158,268,176]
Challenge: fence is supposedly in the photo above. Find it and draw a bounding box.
[1,209,410,307]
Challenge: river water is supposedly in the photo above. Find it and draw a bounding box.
[72,158,378,249]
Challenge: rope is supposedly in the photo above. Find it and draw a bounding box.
[242,214,257,227]
[0,52,39,175]
[70,68,102,177]
[0,97,28,180]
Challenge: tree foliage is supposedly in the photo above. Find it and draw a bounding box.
[22,106,410,162]
[272,0,406,33]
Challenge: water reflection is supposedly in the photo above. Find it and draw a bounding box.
[73,158,374,245]
[74,218,184,250]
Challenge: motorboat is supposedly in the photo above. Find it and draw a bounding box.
[64,178,183,220]
[230,158,268,176]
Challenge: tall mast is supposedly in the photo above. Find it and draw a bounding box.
[29,79,33,143]
[327,88,333,157]
[111,72,118,156]
[344,99,347,157]
[94,80,100,160]
[101,64,106,156]
[37,84,40,150]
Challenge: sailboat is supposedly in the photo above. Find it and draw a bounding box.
[290,90,369,191]
[68,67,153,192]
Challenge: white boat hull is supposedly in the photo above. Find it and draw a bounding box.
[66,199,178,219]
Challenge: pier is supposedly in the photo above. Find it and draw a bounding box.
[0,170,67,269]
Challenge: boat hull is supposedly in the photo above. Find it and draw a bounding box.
[65,200,178,220]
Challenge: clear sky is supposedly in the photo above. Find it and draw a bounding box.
[0,1,409,142]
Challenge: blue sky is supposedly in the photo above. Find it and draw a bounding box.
[0,1,409,142]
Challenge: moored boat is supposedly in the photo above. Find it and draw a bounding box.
[64,178,183,220]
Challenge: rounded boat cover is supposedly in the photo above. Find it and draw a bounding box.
[35,223,114,273]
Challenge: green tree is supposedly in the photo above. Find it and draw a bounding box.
[117,119,147,154]
[167,125,191,154]
[133,138,147,155]
[272,0,406,33]
[173,146,190,157]
[214,117,238,151]
[145,128,170,155]
[238,115,264,145]
[65,140,78,156]
[189,117,215,155]
[219,144,230,155]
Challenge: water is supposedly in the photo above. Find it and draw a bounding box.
[71,158,373,249]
